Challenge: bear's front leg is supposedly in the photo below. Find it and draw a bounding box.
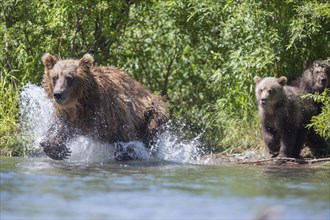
[277,118,301,158]
[40,123,72,160]
[114,142,138,161]
[144,107,168,147]
[278,130,296,158]
[40,141,71,160]
[262,127,280,157]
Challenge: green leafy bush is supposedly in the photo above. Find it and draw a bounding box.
[1,0,329,156]
[305,89,330,139]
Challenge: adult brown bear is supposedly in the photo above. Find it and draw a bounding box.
[41,53,168,160]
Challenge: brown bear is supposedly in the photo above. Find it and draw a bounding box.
[40,53,168,160]
[254,76,309,158]
[289,60,330,156]
[293,60,330,94]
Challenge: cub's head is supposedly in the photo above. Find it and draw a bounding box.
[304,60,330,92]
[41,53,94,107]
[254,76,287,106]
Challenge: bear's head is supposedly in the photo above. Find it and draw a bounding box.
[254,76,287,106]
[303,60,330,92]
[42,53,94,107]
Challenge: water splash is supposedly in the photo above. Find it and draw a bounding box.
[155,129,204,164]
[19,83,203,164]
[20,83,54,153]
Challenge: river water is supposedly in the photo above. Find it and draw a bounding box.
[1,84,329,219]
[1,157,329,219]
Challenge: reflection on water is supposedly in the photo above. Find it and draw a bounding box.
[1,157,329,219]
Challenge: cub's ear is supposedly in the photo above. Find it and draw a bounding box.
[42,53,57,70]
[254,76,262,84]
[278,76,287,86]
[79,54,94,69]
[303,60,312,70]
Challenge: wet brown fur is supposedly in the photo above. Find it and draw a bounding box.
[41,53,168,160]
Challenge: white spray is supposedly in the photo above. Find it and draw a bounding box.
[19,83,204,164]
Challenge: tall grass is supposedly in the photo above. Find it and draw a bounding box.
[0,71,25,156]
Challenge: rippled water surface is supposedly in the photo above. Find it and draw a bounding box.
[1,156,329,219]
[2,81,329,219]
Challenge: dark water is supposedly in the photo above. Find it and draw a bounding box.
[1,156,329,219]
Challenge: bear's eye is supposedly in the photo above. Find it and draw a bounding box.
[52,76,59,84]
[66,76,73,86]
[268,89,273,94]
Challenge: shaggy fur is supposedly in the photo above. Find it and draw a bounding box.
[293,60,330,94]
[254,76,307,158]
[289,60,330,156]
[41,53,168,160]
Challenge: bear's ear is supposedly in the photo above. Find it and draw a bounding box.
[42,53,57,70]
[254,76,262,84]
[303,60,312,70]
[79,54,94,69]
[278,76,287,86]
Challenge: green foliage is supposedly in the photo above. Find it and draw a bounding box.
[305,89,330,139]
[0,70,25,156]
[1,0,329,156]
[288,1,330,57]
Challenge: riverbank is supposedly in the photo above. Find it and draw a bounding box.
[204,153,330,166]
[1,145,329,167]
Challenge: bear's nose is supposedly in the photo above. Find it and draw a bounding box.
[53,92,63,101]
[320,78,327,84]
[261,98,267,105]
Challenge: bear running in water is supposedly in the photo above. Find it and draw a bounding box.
[40,53,168,160]
[254,76,314,158]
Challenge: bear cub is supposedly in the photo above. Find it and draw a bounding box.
[289,60,330,156]
[254,76,307,158]
[293,60,330,94]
